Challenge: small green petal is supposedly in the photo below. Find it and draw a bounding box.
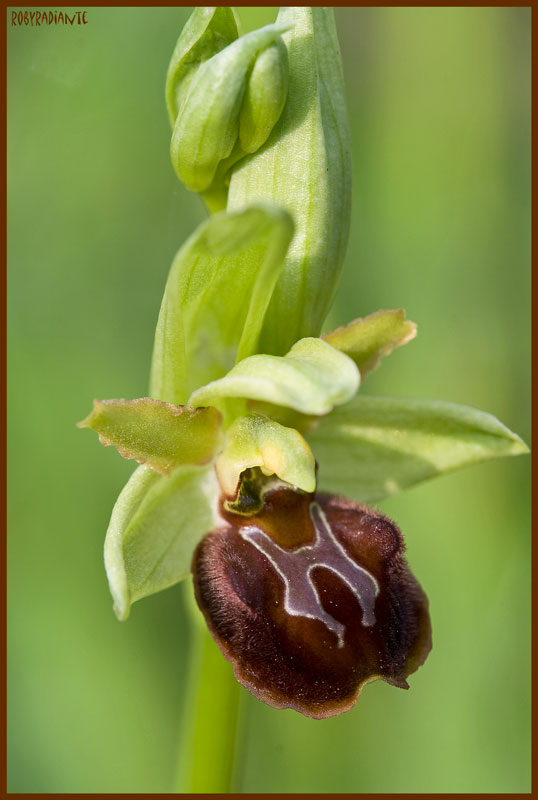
[323,309,417,377]
[215,414,316,496]
[78,398,222,475]
[105,464,218,621]
[308,395,529,504]
[189,337,360,416]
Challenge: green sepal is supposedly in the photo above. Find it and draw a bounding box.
[104,464,218,621]
[215,413,316,496]
[78,398,222,475]
[228,7,351,355]
[170,23,288,200]
[189,337,360,415]
[323,309,417,377]
[165,7,240,127]
[308,395,529,504]
[150,203,293,405]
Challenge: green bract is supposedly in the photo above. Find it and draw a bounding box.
[150,203,293,405]
[228,7,352,356]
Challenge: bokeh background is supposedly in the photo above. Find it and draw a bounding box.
[7,6,531,793]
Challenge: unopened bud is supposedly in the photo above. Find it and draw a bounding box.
[239,38,288,154]
[169,23,288,209]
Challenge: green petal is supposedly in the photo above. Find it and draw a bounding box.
[308,395,529,503]
[104,464,218,621]
[215,414,316,496]
[78,398,222,475]
[149,203,293,405]
[165,7,240,127]
[323,309,417,377]
[228,7,352,355]
[189,337,360,416]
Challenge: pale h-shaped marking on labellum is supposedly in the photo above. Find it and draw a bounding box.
[239,502,380,648]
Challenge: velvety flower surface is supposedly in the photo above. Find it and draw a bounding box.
[193,486,432,719]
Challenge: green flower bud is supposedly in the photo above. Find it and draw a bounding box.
[165,7,240,127]
[169,22,288,211]
[239,38,288,154]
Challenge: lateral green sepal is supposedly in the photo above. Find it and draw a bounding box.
[308,395,529,503]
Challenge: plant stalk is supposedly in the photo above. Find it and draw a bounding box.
[175,582,244,793]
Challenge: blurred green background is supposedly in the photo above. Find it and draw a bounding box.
[7,6,530,793]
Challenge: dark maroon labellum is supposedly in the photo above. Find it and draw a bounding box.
[192,487,432,719]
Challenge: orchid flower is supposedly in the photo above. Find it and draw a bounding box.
[79,7,527,724]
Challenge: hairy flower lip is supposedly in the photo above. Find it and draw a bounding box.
[192,488,432,719]
[230,662,383,721]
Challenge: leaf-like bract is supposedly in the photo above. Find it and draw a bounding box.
[150,204,293,405]
[228,7,351,356]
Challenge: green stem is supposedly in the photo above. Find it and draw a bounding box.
[175,583,244,793]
